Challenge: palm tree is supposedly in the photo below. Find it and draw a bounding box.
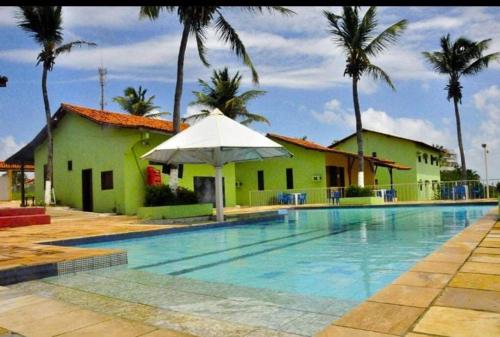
[184,68,268,125]
[140,6,294,190]
[113,86,168,118]
[323,7,407,187]
[17,6,96,204]
[423,35,499,182]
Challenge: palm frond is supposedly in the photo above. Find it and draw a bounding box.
[194,29,210,67]
[139,6,175,20]
[55,40,96,56]
[239,111,270,125]
[422,51,449,73]
[364,19,407,56]
[237,89,267,103]
[239,6,295,16]
[17,6,63,46]
[356,6,377,49]
[365,64,395,90]
[182,111,210,123]
[214,12,259,84]
[462,52,500,75]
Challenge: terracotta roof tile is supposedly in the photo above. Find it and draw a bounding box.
[267,133,411,170]
[59,103,188,134]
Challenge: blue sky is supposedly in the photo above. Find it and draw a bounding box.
[0,6,499,178]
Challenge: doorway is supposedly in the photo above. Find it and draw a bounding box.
[327,166,345,187]
[194,176,225,207]
[82,169,93,212]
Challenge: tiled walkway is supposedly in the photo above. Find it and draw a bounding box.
[317,211,500,337]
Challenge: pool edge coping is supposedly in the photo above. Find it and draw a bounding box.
[316,207,499,337]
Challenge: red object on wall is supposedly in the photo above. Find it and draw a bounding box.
[146,166,162,186]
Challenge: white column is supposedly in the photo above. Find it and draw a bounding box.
[44,180,52,205]
[215,166,224,222]
[358,171,365,187]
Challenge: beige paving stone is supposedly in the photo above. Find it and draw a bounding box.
[139,328,201,337]
[369,284,441,308]
[404,333,435,337]
[8,309,111,337]
[480,241,500,248]
[315,325,397,337]
[435,287,500,313]
[0,327,9,334]
[0,297,79,327]
[469,253,500,264]
[414,306,500,337]
[0,294,47,314]
[475,247,500,255]
[424,252,469,263]
[449,272,500,291]
[393,271,452,288]
[334,301,424,336]
[57,318,156,337]
[461,261,500,275]
[410,261,461,274]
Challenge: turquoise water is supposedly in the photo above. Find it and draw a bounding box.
[79,205,491,302]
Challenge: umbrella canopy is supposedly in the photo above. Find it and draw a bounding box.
[141,108,291,221]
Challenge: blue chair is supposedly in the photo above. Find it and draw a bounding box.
[441,186,451,200]
[332,191,341,205]
[298,193,307,204]
[472,186,482,199]
[277,192,288,204]
[454,185,466,200]
[385,189,396,202]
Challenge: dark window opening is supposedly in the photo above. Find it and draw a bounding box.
[67,160,73,171]
[286,168,294,190]
[418,156,421,162]
[101,171,114,190]
[178,164,184,179]
[372,152,377,157]
[257,170,264,191]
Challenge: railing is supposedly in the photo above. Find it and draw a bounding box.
[248,179,499,206]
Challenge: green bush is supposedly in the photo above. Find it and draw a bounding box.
[344,185,373,197]
[144,185,198,206]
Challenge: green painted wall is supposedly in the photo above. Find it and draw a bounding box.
[235,141,327,205]
[34,113,236,215]
[137,203,213,220]
[334,131,441,200]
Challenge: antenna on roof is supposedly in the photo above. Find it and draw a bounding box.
[98,55,107,111]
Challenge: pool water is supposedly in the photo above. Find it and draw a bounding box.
[79,205,491,302]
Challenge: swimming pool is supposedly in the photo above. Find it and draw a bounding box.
[78,205,490,302]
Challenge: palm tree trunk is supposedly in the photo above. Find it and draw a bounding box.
[169,22,191,191]
[352,77,364,187]
[41,65,53,205]
[453,97,467,182]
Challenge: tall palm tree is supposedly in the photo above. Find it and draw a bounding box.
[113,86,168,118]
[140,6,294,190]
[184,68,268,125]
[423,35,499,182]
[323,7,407,187]
[17,6,96,204]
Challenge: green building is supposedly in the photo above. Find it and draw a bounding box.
[330,129,443,200]
[235,134,410,206]
[8,105,415,213]
[8,104,236,214]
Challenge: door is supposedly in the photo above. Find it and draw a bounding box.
[327,166,345,187]
[193,176,225,207]
[82,169,93,212]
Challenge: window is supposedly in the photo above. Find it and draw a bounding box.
[423,153,428,164]
[257,170,264,191]
[286,168,294,189]
[67,160,73,171]
[418,156,421,162]
[372,152,377,158]
[101,171,113,190]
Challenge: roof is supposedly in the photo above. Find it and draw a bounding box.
[5,103,188,165]
[329,129,444,152]
[0,161,34,171]
[267,133,411,170]
[58,103,188,134]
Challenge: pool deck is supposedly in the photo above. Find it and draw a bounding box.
[0,201,498,336]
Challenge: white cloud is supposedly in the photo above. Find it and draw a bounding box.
[312,99,452,147]
[0,7,16,26]
[408,16,463,31]
[0,136,24,161]
[62,7,140,28]
[468,85,500,178]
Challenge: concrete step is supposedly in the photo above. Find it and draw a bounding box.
[0,207,45,217]
[0,214,51,228]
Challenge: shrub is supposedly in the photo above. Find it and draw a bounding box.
[144,185,198,206]
[344,185,373,197]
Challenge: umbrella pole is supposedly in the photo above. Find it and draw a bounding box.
[215,165,224,222]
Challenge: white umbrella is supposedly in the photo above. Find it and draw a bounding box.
[141,108,291,221]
